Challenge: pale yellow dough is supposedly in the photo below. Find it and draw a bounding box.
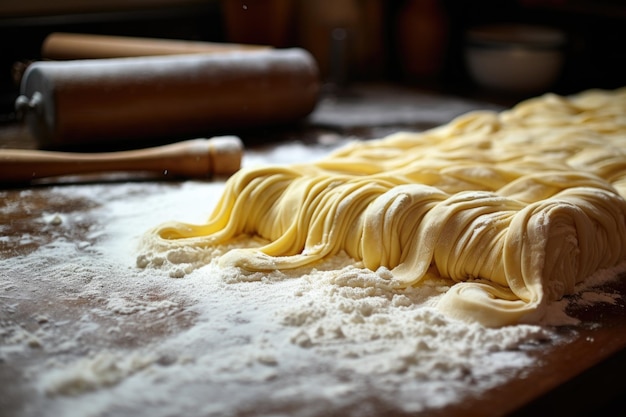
[142,87,626,326]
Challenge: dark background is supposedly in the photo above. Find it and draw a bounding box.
[1,0,625,122]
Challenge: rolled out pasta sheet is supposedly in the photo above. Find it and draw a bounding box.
[140,87,626,327]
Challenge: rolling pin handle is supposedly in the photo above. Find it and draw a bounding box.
[0,135,244,183]
[208,135,245,176]
[15,92,43,119]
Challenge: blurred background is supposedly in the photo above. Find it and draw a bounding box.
[1,0,625,123]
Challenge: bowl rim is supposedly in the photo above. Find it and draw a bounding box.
[466,23,566,50]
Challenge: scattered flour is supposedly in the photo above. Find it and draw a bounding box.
[1,141,624,417]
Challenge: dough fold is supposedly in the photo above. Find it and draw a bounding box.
[140,87,626,326]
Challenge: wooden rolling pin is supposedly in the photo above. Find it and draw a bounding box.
[41,32,269,60]
[16,48,320,147]
[0,136,243,183]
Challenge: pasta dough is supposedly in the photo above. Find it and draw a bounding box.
[140,87,626,327]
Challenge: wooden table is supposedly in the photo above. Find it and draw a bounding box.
[2,84,626,417]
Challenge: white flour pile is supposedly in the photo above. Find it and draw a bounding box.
[1,141,624,417]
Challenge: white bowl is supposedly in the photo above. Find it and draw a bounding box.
[465,24,566,94]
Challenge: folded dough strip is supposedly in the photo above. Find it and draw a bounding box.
[361,184,448,271]
[438,186,626,327]
[219,176,393,270]
[497,171,618,203]
[155,166,299,244]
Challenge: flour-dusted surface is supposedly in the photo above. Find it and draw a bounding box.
[2,141,625,417]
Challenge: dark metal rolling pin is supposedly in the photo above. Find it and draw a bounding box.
[15,47,320,148]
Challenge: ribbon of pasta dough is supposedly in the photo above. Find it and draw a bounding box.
[140,87,626,327]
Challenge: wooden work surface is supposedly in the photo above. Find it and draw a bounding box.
[2,84,626,417]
